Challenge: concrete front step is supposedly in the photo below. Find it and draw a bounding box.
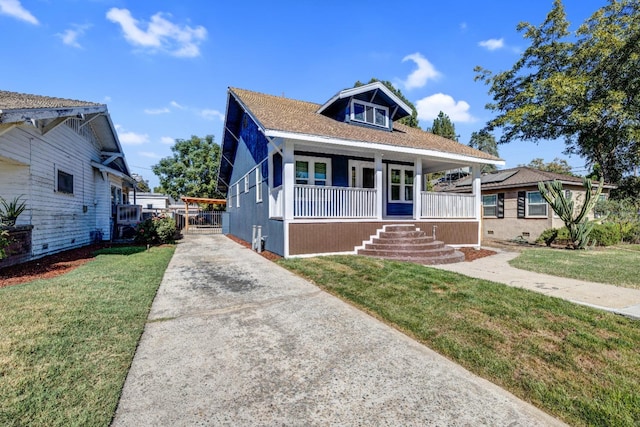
[357,224,464,265]
[372,236,436,245]
[363,242,444,251]
[359,247,457,258]
[379,230,429,239]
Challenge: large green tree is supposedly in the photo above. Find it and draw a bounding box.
[428,111,458,141]
[468,130,499,172]
[354,78,420,128]
[475,0,640,183]
[152,135,222,200]
[521,157,574,176]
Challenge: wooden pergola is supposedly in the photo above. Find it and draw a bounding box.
[180,197,226,232]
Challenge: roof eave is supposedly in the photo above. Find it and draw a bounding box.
[0,105,106,124]
[264,129,505,166]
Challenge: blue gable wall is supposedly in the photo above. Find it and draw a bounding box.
[227,111,284,255]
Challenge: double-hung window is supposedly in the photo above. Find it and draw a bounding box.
[527,191,547,217]
[388,165,414,203]
[351,100,389,128]
[482,194,498,217]
[295,156,331,186]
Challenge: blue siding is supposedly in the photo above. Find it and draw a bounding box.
[227,114,285,256]
[387,203,413,216]
[332,155,349,187]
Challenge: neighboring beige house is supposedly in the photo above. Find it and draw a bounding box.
[446,167,616,242]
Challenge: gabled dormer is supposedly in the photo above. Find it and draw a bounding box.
[316,81,412,131]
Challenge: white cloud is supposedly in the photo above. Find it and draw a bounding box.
[115,124,149,145]
[139,151,162,159]
[144,107,170,115]
[401,52,440,90]
[170,100,186,109]
[416,93,475,123]
[160,136,174,145]
[478,38,504,51]
[57,24,91,49]
[200,109,224,121]
[0,0,37,24]
[106,8,207,58]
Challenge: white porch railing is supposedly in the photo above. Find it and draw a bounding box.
[421,191,475,218]
[116,204,142,225]
[270,186,284,218]
[294,185,376,218]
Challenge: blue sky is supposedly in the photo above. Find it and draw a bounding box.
[1,0,606,189]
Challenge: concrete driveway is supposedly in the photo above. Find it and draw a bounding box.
[111,234,564,426]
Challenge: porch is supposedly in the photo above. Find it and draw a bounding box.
[269,185,477,220]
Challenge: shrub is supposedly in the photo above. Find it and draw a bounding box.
[135,216,177,245]
[0,229,9,259]
[621,223,640,244]
[536,228,559,246]
[589,223,621,246]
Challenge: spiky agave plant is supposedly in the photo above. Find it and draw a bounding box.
[0,195,27,227]
[537,178,604,249]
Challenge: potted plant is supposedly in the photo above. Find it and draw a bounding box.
[0,195,27,227]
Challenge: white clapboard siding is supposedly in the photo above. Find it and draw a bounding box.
[0,123,122,258]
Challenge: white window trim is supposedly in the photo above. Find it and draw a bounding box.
[255,168,263,203]
[348,160,375,188]
[236,182,240,208]
[295,155,332,186]
[482,194,498,218]
[350,99,389,128]
[526,190,547,218]
[387,164,414,204]
[244,176,249,193]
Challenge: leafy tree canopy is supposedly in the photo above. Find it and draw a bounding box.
[428,111,458,141]
[131,174,151,192]
[475,0,640,184]
[521,157,574,176]
[152,135,222,200]
[468,130,499,172]
[354,78,420,128]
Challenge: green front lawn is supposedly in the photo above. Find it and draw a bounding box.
[509,245,640,288]
[280,255,640,427]
[0,245,175,427]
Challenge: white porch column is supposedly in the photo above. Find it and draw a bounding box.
[413,158,422,220]
[282,139,295,257]
[375,153,383,219]
[472,165,482,247]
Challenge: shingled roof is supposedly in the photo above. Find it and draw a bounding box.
[447,166,616,191]
[229,87,502,163]
[0,90,101,111]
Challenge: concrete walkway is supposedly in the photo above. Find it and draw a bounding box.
[111,234,564,426]
[431,248,640,320]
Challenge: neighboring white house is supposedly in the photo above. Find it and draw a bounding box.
[128,191,171,219]
[0,90,139,265]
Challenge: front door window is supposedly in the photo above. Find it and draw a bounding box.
[388,166,414,203]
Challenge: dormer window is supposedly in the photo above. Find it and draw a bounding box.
[351,99,389,128]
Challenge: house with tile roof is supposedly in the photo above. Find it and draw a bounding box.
[445,166,616,242]
[0,90,139,267]
[218,82,504,261]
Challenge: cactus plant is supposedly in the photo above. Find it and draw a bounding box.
[537,178,604,249]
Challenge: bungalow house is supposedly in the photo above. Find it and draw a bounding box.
[445,166,616,242]
[0,90,139,267]
[218,83,504,262]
